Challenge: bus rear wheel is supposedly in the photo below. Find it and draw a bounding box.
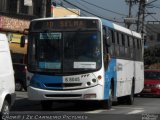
[41,100,53,111]
[126,82,135,105]
[118,81,135,105]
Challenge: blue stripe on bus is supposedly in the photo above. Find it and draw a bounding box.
[104,59,117,99]
[31,74,63,90]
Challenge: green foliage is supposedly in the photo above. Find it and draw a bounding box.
[144,45,160,66]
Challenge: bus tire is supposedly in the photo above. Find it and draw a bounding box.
[41,100,53,111]
[100,86,113,109]
[126,81,135,105]
[117,97,125,104]
[0,100,10,120]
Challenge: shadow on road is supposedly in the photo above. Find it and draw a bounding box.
[11,98,118,112]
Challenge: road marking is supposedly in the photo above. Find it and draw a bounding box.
[127,110,144,114]
[86,108,116,113]
[86,110,106,113]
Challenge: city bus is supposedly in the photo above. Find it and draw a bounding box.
[21,16,144,110]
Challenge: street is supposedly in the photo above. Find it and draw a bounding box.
[9,91,160,120]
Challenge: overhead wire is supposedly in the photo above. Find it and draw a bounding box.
[145,0,158,6]
[146,9,159,21]
[76,0,91,12]
[62,0,124,23]
[75,0,93,16]
[80,0,127,17]
[147,4,160,9]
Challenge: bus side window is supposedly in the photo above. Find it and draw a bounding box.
[129,36,133,59]
[119,33,125,58]
[103,26,109,69]
[103,26,111,51]
[125,35,129,58]
[108,29,115,56]
[115,31,120,57]
[134,38,137,60]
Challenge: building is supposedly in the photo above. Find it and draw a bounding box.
[145,21,160,47]
[52,7,80,17]
[0,0,80,55]
[0,0,42,45]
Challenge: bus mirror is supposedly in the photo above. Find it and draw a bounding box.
[106,36,111,46]
[104,35,111,47]
[20,36,25,47]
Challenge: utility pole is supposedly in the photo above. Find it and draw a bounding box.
[125,0,138,29]
[41,0,58,18]
[40,0,47,18]
[128,0,132,28]
[141,0,146,36]
[137,0,146,38]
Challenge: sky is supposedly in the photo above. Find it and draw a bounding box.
[55,0,160,31]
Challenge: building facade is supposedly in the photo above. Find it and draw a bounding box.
[0,0,80,54]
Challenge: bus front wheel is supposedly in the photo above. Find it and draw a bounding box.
[100,86,113,109]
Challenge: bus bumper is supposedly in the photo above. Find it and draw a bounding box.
[28,85,104,100]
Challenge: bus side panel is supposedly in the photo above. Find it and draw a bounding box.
[104,59,117,99]
[116,59,144,97]
[116,59,134,97]
[134,61,144,94]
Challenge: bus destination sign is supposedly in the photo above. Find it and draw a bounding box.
[31,19,99,31]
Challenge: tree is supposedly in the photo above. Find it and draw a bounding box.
[144,45,160,68]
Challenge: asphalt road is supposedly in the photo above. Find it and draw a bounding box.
[9,91,160,120]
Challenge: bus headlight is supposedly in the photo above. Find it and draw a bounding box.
[92,79,96,83]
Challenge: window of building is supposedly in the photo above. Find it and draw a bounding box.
[7,0,18,13]
[20,0,29,14]
[0,0,7,12]
[4,0,34,15]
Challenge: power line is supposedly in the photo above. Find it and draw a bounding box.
[80,0,127,17]
[62,0,124,23]
[61,4,86,16]
[52,1,88,16]
[146,0,158,5]
[76,0,91,11]
[75,0,93,16]
[146,9,159,21]
[147,4,160,9]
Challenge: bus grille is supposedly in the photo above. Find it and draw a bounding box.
[45,94,82,97]
[44,83,82,88]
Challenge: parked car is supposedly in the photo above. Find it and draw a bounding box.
[140,69,160,96]
[13,63,27,91]
[10,52,27,91]
[0,33,15,119]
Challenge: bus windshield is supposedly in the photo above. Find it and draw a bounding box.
[28,30,102,74]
